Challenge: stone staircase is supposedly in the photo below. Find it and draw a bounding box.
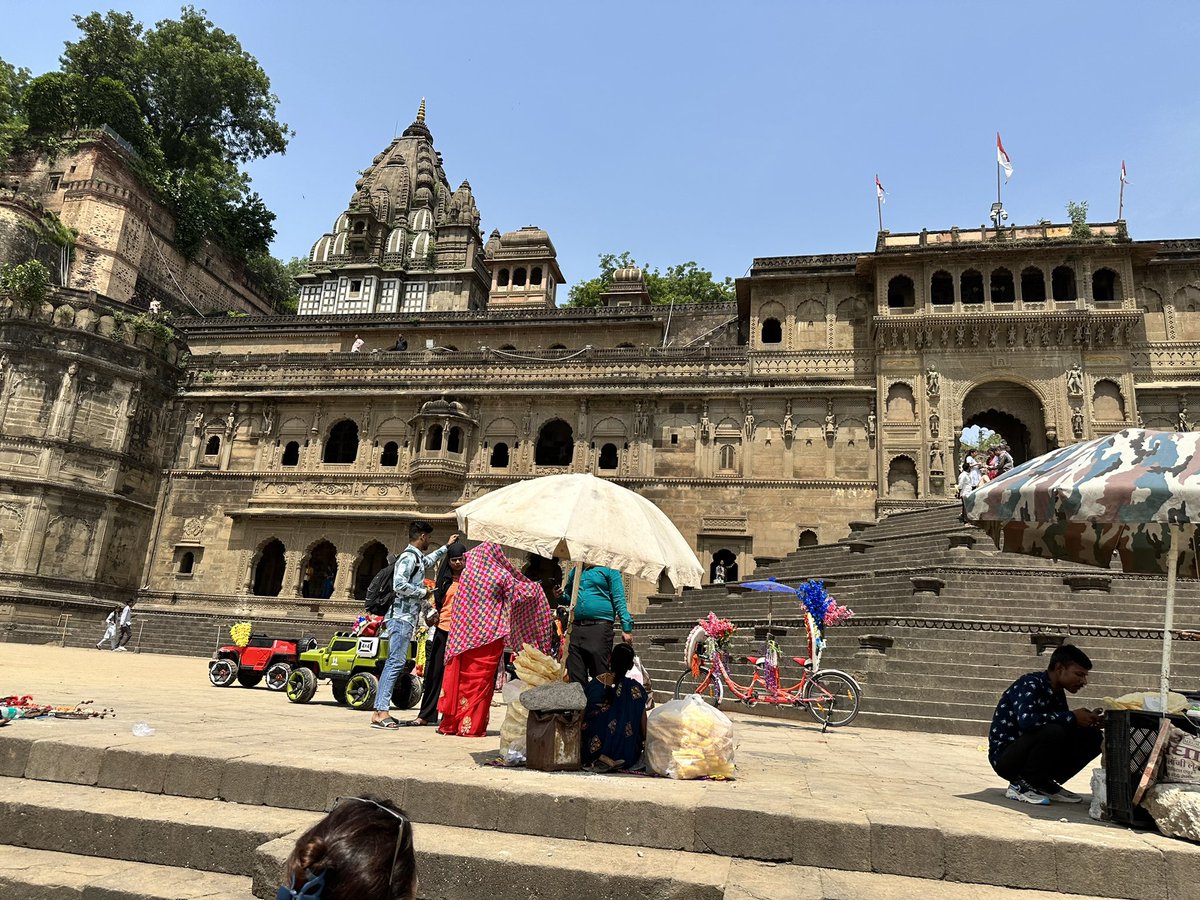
[637,504,1200,734]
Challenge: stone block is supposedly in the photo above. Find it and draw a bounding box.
[24,737,112,785]
[695,796,792,861]
[217,756,274,805]
[163,746,230,799]
[726,860,823,900]
[941,819,1056,892]
[0,733,34,777]
[792,806,871,873]
[1051,831,1166,900]
[404,778,504,832]
[98,746,169,793]
[585,796,695,851]
[260,759,337,812]
[253,834,295,899]
[867,809,944,880]
[322,770,410,814]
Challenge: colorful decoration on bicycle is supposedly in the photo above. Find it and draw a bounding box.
[797,580,832,630]
[229,622,253,647]
[700,612,737,646]
[823,599,855,627]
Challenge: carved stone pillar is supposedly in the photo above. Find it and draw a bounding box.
[334,551,356,601]
[285,550,304,598]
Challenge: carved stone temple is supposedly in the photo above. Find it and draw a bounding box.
[3,104,1200,618]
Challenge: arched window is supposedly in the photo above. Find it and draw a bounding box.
[496,268,510,287]
[990,268,1015,303]
[499,344,516,351]
[549,343,567,351]
[1020,267,1046,302]
[179,551,195,574]
[760,318,783,343]
[513,267,527,287]
[490,442,510,468]
[323,420,359,464]
[281,441,300,466]
[961,270,984,304]
[1093,267,1121,302]
[885,383,916,421]
[598,442,619,470]
[380,441,399,467]
[798,529,819,548]
[887,275,915,309]
[252,539,286,597]
[530,266,543,286]
[1092,380,1126,420]
[302,540,338,599]
[447,426,463,454]
[1052,266,1077,301]
[204,435,221,456]
[427,424,443,452]
[353,541,390,602]
[930,271,954,305]
[719,444,736,471]
[535,419,574,466]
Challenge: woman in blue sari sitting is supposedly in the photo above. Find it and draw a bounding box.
[582,643,648,772]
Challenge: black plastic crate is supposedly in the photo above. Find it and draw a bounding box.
[1105,709,1196,826]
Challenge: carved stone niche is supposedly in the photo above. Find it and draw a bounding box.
[408,395,476,491]
[910,576,945,596]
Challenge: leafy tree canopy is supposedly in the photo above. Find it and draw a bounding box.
[1,7,295,306]
[567,251,735,308]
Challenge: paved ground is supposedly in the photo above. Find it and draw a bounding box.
[2,645,1196,900]
[1,644,1094,814]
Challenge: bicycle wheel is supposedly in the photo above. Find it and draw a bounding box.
[802,670,860,727]
[674,666,723,707]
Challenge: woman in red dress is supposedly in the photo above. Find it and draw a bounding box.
[438,542,553,737]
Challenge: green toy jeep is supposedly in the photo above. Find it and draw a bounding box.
[284,631,423,710]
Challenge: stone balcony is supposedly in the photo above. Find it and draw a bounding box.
[408,454,468,490]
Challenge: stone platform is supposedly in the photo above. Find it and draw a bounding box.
[0,647,1196,899]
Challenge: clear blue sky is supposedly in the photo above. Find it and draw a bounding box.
[4,2,1199,294]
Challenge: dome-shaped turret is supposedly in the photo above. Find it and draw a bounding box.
[385,225,407,256]
[613,264,643,283]
[484,229,501,259]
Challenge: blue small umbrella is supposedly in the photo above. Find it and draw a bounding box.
[734,576,797,624]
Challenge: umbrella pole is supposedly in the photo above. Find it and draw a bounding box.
[1161,526,1180,716]
[562,561,583,683]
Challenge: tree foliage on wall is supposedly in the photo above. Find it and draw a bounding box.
[567,251,735,308]
[0,7,295,307]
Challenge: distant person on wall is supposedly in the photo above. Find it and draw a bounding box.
[407,540,466,727]
[351,334,365,353]
[370,521,458,730]
[563,564,634,685]
[114,601,133,651]
[989,644,1103,806]
[390,334,408,352]
[997,443,1015,475]
[713,562,726,585]
[96,606,119,650]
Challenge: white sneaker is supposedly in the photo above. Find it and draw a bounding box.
[1047,784,1083,803]
[1005,781,1051,806]
[114,646,128,652]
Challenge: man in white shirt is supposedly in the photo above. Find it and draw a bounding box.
[114,602,133,651]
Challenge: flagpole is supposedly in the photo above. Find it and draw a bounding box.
[876,174,883,232]
[1118,168,1125,221]
[996,159,1002,209]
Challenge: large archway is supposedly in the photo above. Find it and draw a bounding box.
[302,540,339,599]
[710,549,739,584]
[252,539,286,597]
[961,381,1046,466]
[353,541,390,602]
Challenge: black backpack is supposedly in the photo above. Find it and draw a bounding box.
[364,549,420,616]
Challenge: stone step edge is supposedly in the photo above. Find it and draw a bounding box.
[1,738,1190,899]
[0,843,257,900]
[253,827,1126,900]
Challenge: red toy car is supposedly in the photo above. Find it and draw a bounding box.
[208,634,311,690]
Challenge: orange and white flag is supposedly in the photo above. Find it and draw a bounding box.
[996,133,1013,179]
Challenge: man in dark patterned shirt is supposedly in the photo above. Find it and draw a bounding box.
[988,644,1103,805]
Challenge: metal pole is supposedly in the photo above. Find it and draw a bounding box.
[1118,177,1125,222]
[135,620,145,653]
[996,160,1002,209]
[59,614,70,647]
[561,561,583,683]
[1161,525,1181,715]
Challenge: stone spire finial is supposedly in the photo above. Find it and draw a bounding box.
[416,97,426,125]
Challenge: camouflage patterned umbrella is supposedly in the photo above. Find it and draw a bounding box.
[964,428,1200,710]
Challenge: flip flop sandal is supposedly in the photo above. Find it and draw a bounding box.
[401,719,433,727]
[370,717,401,730]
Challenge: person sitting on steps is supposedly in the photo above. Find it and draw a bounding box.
[989,644,1104,806]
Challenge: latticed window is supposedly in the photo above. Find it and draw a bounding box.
[401,282,427,313]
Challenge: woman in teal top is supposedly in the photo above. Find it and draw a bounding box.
[563,564,634,684]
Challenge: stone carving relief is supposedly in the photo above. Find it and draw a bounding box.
[929,410,940,438]
[782,400,794,441]
[866,407,877,442]
[1072,406,1085,438]
[929,440,944,474]
[699,400,712,442]
[823,399,837,439]
[925,367,940,398]
[182,516,207,539]
[1180,396,1191,433]
[1066,364,1084,397]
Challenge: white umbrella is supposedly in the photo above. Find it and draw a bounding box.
[455,473,703,589]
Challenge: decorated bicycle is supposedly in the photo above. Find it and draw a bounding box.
[673,578,861,730]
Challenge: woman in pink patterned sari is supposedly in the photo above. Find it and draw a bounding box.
[438,542,553,737]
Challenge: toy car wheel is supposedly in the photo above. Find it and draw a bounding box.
[331,679,349,705]
[264,662,292,691]
[391,674,423,710]
[285,667,318,703]
[208,658,239,687]
[344,672,378,710]
[236,669,264,688]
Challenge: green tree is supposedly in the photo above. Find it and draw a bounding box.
[567,251,735,308]
[0,57,31,164]
[243,253,304,312]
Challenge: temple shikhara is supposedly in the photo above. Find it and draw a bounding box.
[2,101,1200,617]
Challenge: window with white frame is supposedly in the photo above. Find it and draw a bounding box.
[401,282,427,313]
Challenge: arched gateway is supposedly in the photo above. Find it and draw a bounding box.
[960,381,1047,466]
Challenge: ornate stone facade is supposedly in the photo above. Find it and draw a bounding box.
[6,112,1200,618]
